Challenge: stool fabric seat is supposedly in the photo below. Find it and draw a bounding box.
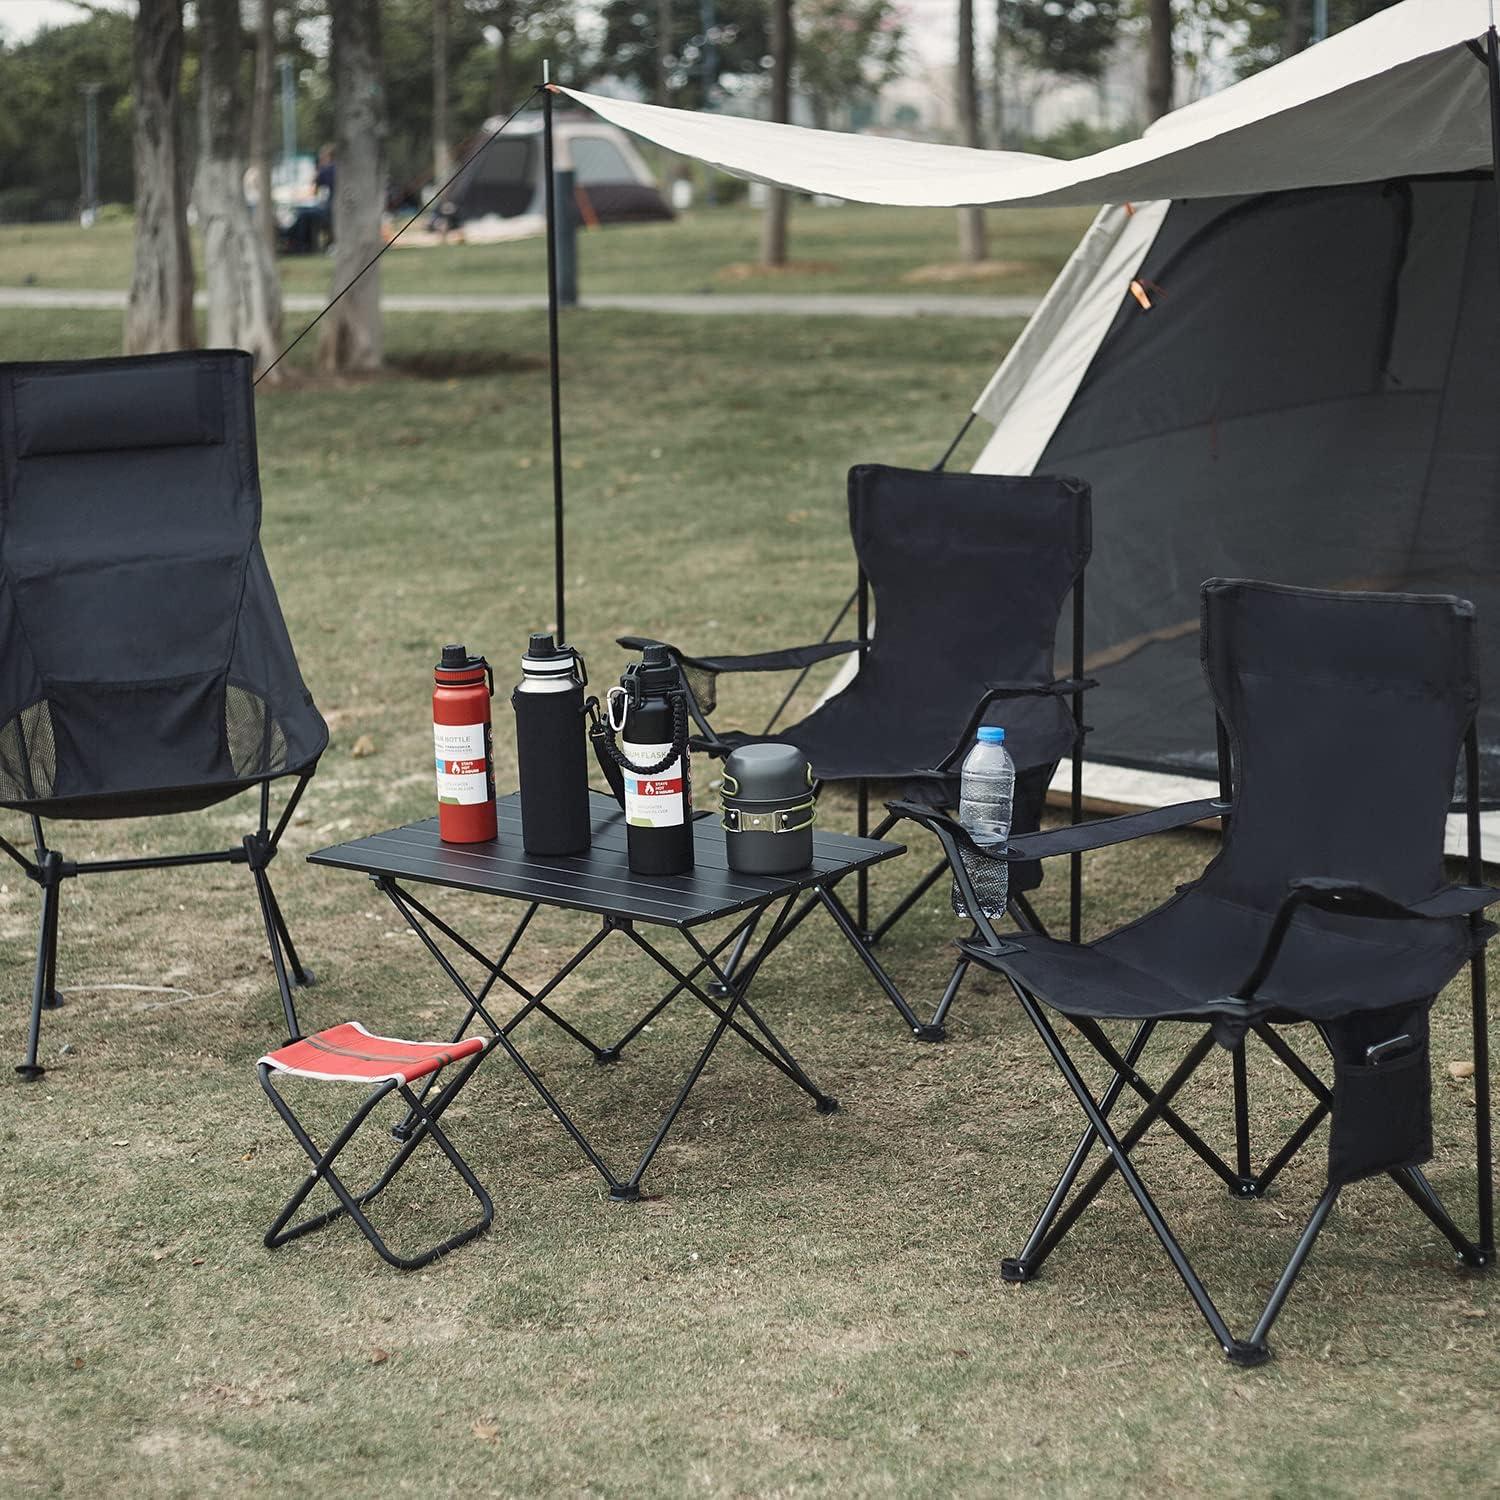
[261,1023,486,1086]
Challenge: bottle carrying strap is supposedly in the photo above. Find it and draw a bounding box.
[587,691,689,809]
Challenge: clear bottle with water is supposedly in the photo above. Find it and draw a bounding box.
[952,725,1013,922]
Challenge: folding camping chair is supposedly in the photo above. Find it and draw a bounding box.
[623,464,1093,1038]
[0,351,328,1080]
[890,580,1496,1364]
[258,1023,496,1269]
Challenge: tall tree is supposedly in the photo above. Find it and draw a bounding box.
[251,0,278,259]
[795,0,904,131]
[318,0,385,374]
[760,0,794,268]
[124,0,194,355]
[1146,0,1173,120]
[597,0,770,109]
[956,0,986,262]
[198,0,283,376]
[433,0,452,183]
[993,0,1120,147]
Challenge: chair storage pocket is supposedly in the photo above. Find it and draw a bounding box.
[1327,1011,1433,1186]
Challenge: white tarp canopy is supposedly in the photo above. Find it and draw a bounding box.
[562,0,1495,210]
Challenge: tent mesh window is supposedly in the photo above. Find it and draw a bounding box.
[1038,176,1500,804]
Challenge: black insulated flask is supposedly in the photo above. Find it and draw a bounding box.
[607,645,694,876]
[511,633,592,855]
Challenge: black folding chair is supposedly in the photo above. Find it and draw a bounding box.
[0,351,328,1080]
[623,464,1093,1038]
[892,580,1495,1364]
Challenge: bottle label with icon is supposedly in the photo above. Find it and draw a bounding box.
[434,721,491,805]
[622,739,686,827]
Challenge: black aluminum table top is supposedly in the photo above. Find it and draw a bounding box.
[309,790,904,929]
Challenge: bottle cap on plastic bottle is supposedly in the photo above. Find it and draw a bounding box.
[977,726,1006,744]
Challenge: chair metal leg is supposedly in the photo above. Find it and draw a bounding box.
[16,864,61,1081]
[1231,1040,1257,1197]
[1005,984,1262,1363]
[1470,945,1494,1258]
[249,855,302,1043]
[261,875,315,988]
[1006,1020,1155,1273]
[1247,1183,1339,1348]
[1389,1165,1489,1267]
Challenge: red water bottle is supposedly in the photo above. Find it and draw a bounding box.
[433,644,497,843]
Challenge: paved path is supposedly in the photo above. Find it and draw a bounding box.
[0,286,1040,320]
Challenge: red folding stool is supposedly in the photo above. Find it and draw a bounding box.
[258,1023,495,1270]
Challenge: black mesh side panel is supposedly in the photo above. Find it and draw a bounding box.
[0,699,56,803]
[681,662,718,718]
[226,683,289,779]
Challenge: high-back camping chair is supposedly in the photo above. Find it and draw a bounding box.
[624,464,1093,1039]
[891,580,1495,1364]
[0,351,328,1080]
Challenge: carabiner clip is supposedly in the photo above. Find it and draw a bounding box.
[606,685,628,733]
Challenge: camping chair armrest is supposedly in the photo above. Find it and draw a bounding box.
[616,635,860,675]
[935,677,1100,772]
[887,796,1230,866]
[1006,798,1231,861]
[1235,877,1500,1001]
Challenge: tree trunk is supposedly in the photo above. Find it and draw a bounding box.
[319,0,385,374]
[198,0,283,378]
[433,0,452,184]
[491,4,514,117]
[251,0,278,260]
[124,0,195,354]
[655,0,671,106]
[956,0,986,262]
[759,0,793,269]
[991,7,1003,148]
[1282,0,1310,58]
[1146,0,1174,122]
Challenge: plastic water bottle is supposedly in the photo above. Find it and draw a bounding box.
[952,726,1013,922]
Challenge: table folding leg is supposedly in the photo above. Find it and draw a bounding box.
[373,878,836,1200]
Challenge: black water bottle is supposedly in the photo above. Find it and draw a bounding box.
[511,633,592,855]
[611,645,694,876]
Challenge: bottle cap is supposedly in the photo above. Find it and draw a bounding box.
[440,643,469,669]
[977,726,1006,744]
[522,633,577,677]
[634,643,679,694]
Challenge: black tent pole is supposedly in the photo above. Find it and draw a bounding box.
[542,67,567,646]
[1489,25,1500,270]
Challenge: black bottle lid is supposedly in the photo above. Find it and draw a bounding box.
[441,642,469,668]
[636,643,679,694]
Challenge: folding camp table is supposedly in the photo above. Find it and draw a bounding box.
[309,791,904,1200]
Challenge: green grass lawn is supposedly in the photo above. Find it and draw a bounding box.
[0,200,1092,300]
[0,306,1495,1497]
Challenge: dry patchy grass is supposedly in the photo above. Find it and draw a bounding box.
[0,307,1494,1497]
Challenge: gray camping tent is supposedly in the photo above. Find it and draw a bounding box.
[558,0,1500,838]
[443,112,672,238]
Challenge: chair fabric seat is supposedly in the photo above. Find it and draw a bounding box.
[967,885,1488,1030]
[261,1023,486,1086]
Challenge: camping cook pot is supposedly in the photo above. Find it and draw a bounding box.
[720,742,815,875]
